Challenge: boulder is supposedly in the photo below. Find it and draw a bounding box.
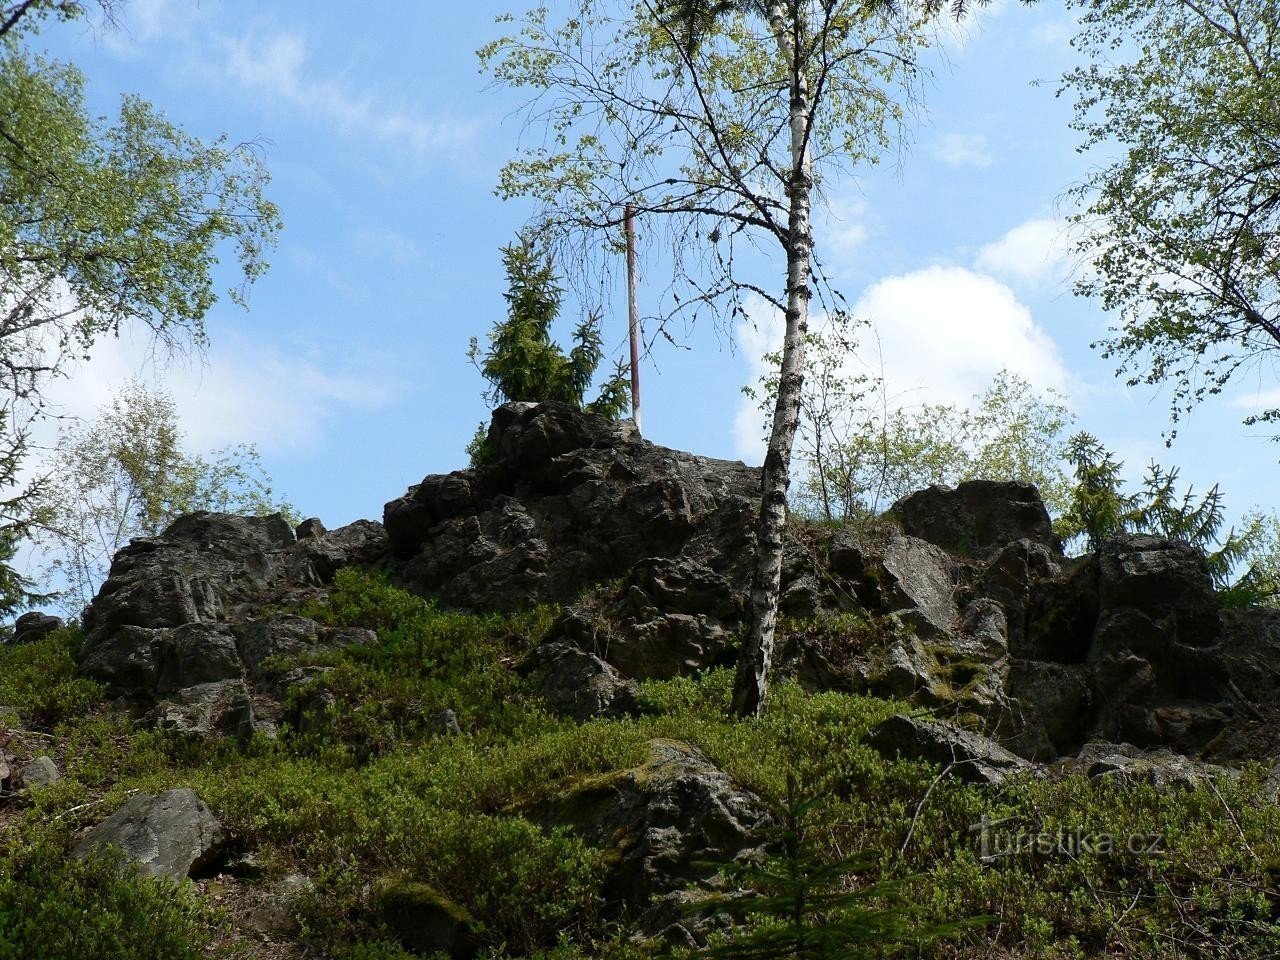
[893,480,1058,559]
[295,517,327,540]
[18,755,59,788]
[866,714,1033,786]
[531,739,770,909]
[72,788,225,881]
[875,535,960,640]
[11,611,63,645]
[374,879,478,960]
[1064,742,1235,791]
[520,642,639,721]
[288,519,389,585]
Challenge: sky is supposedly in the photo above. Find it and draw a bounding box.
[23,0,1280,545]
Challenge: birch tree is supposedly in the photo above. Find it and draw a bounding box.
[483,0,994,715]
[29,381,293,614]
[1064,0,1280,438]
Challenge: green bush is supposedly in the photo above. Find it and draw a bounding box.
[285,568,556,757]
[0,625,102,728]
[0,828,212,960]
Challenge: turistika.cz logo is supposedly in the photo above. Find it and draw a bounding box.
[969,815,1165,863]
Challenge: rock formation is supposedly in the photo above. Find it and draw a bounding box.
[71,400,1280,778]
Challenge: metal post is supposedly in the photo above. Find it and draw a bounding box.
[625,203,642,434]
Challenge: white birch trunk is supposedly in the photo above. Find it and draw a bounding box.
[731,3,814,717]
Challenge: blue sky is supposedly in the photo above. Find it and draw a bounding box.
[27,0,1280,534]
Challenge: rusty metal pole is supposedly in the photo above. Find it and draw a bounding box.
[625,203,642,434]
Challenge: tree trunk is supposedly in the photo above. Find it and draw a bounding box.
[731,5,813,718]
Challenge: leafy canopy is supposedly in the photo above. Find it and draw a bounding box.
[479,1,926,330]
[0,5,280,609]
[0,41,280,396]
[1063,0,1280,438]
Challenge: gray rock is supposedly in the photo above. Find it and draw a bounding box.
[384,402,760,614]
[521,642,639,721]
[894,480,1058,559]
[150,680,257,740]
[244,872,313,938]
[19,755,59,788]
[530,739,770,909]
[289,519,389,585]
[83,513,295,639]
[79,513,299,695]
[295,517,327,540]
[1004,660,1093,760]
[155,623,243,693]
[866,714,1033,786]
[980,539,1063,655]
[877,534,960,639]
[1088,537,1225,751]
[1065,742,1235,791]
[11,611,63,645]
[233,615,373,679]
[433,709,463,736]
[72,788,225,881]
[78,625,165,695]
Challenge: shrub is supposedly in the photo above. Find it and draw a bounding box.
[0,625,102,729]
[0,828,212,960]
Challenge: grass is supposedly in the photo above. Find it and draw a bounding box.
[1,570,1278,958]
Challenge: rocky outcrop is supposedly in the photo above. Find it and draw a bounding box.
[76,511,385,731]
[1001,536,1237,759]
[893,480,1059,559]
[530,739,770,910]
[385,402,760,614]
[10,611,63,645]
[69,401,1280,775]
[867,714,1035,786]
[72,788,225,881]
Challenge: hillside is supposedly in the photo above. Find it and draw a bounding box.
[3,402,1280,959]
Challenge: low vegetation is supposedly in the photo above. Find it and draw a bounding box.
[3,572,1280,958]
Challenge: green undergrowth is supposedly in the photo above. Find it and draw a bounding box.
[1,570,1280,958]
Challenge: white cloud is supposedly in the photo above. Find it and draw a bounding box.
[1031,18,1074,47]
[1230,387,1280,412]
[101,0,201,57]
[102,11,473,169]
[39,327,398,455]
[211,31,474,166]
[975,217,1071,287]
[732,266,1069,462]
[932,132,994,169]
[287,248,365,302]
